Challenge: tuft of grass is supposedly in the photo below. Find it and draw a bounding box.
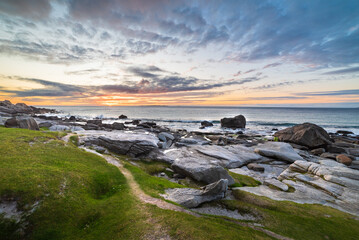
[123,161,184,198]
[228,171,261,187]
[69,135,79,146]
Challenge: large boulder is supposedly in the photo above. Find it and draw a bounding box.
[5,117,39,130]
[162,179,228,208]
[274,123,332,148]
[220,115,246,129]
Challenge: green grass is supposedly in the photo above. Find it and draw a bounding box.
[221,189,359,240]
[123,161,184,198]
[228,171,261,187]
[69,135,79,146]
[0,127,149,239]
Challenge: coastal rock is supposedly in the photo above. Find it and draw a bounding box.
[112,122,125,130]
[68,116,76,121]
[119,114,128,119]
[254,142,304,163]
[83,123,101,130]
[87,119,102,125]
[175,136,210,147]
[0,100,55,115]
[158,132,175,149]
[220,115,246,129]
[167,148,235,185]
[336,154,352,166]
[336,130,354,135]
[201,121,213,128]
[310,148,325,156]
[49,125,84,132]
[5,117,39,130]
[80,131,159,157]
[326,144,346,154]
[263,178,289,191]
[162,179,228,208]
[247,163,265,172]
[274,122,332,148]
[320,152,337,160]
[38,122,53,128]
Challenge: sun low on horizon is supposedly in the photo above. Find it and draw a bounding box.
[0,0,358,107]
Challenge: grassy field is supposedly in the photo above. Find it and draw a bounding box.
[0,127,273,239]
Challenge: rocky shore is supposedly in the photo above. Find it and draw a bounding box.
[1,100,359,217]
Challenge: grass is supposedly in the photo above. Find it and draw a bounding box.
[220,189,359,240]
[69,135,79,146]
[0,127,149,239]
[123,161,184,198]
[228,171,261,187]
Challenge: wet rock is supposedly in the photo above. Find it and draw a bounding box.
[254,142,304,163]
[112,122,125,130]
[175,136,210,147]
[220,115,246,129]
[69,116,76,121]
[87,119,102,125]
[274,122,332,148]
[119,114,128,119]
[5,116,39,130]
[83,123,101,130]
[311,148,325,156]
[201,121,213,128]
[138,122,156,128]
[132,119,140,125]
[336,130,354,135]
[247,163,265,172]
[162,179,228,208]
[336,154,352,166]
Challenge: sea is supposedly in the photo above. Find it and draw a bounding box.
[39,106,359,135]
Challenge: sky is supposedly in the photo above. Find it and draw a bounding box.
[0,0,358,107]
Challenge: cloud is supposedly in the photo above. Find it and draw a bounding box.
[297,89,359,96]
[0,0,52,19]
[263,62,282,69]
[323,66,359,75]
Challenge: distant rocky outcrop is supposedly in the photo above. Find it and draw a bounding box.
[274,122,332,148]
[0,100,56,115]
[5,116,39,130]
[162,179,228,208]
[220,115,246,129]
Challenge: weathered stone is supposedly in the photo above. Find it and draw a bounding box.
[5,117,39,130]
[112,122,125,130]
[254,142,304,163]
[87,119,102,125]
[336,154,352,166]
[119,114,128,119]
[169,149,235,185]
[327,144,346,154]
[220,115,246,129]
[162,179,228,208]
[247,163,265,172]
[201,121,214,127]
[310,148,325,156]
[274,123,332,148]
[264,178,289,191]
[320,152,337,160]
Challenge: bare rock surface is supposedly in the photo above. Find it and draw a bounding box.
[5,116,39,130]
[162,179,228,208]
[254,142,304,163]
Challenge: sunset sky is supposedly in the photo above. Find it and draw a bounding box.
[0,0,358,107]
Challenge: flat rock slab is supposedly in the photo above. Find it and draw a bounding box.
[264,178,289,192]
[162,179,228,208]
[80,130,159,157]
[254,142,304,163]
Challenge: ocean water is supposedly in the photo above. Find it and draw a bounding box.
[40,106,359,135]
